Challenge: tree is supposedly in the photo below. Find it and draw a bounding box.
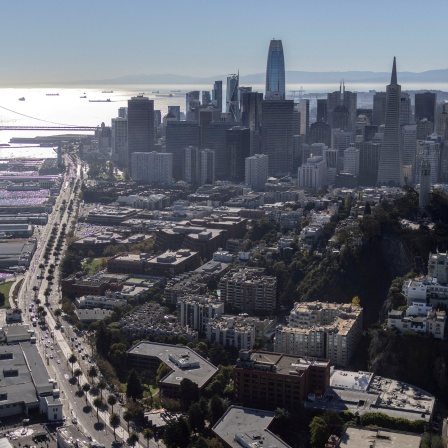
[188,402,206,432]
[88,365,98,385]
[68,353,77,376]
[163,417,190,448]
[129,432,139,447]
[126,369,143,401]
[364,202,372,215]
[0,292,5,307]
[210,395,226,425]
[54,308,62,321]
[107,394,117,414]
[143,428,154,448]
[93,397,103,423]
[97,379,107,400]
[156,362,171,384]
[179,378,199,411]
[123,410,132,433]
[74,368,82,387]
[109,413,121,440]
[309,416,330,448]
[82,383,91,404]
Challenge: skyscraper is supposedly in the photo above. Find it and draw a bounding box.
[127,95,155,170]
[415,92,436,123]
[226,126,250,181]
[261,99,294,176]
[377,58,404,186]
[166,121,200,180]
[327,83,357,132]
[200,149,216,185]
[111,117,128,166]
[265,39,285,99]
[245,154,268,191]
[226,74,240,122]
[372,92,387,126]
[213,81,223,112]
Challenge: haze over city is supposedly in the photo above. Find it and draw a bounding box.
[2,0,448,84]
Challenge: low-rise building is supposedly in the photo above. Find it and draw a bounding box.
[61,273,128,299]
[274,302,363,367]
[387,308,446,339]
[6,309,23,324]
[213,406,291,448]
[127,341,218,398]
[146,250,201,278]
[75,308,112,324]
[75,295,127,310]
[339,426,421,448]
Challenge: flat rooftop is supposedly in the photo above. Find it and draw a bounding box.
[339,426,421,448]
[212,406,290,448]
[330,370,373,391]
[128,341,218,389]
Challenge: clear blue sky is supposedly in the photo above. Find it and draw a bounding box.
[1,0,447,84]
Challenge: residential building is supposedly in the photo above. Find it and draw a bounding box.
[274,302,363,367]
[343,144,360,177]
[111,117,127,166]
[184,146,200,185]
[218,268,277,313]
[178,295,225,333]
[131,151,172,185]
[200,148,216,185]
[245,154,268,191]
[387,308,446,339]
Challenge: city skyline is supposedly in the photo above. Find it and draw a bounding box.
[2,0,448,85]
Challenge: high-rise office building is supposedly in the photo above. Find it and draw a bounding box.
[415,92,436,123]
[200,149,215,185]
[372,92,387,126]
[168,106,181,121]
[202,91,211,106]
[377,58,404,186]
[400,93,412,125]
[127,96,155,170]
[417,118,434,140]
[226,126,250,182]
[111,117,128,166]
[213,81,223,112]
[358,141,381,187]
[240,91,263,155]
[261,99,294,176]
[298,100,310,139]
[186,91,200,121]
[226,74,240,121]
[317,99,328,123]
[245,154,268,191]
[184,146,200,185]
[331,128,354,171]
[327,83,357,132]
[402,124,417,184]
[204,121,238,180]
[166,121,200,180]
[131,152,173,185]
[118,107,128,119]
[265,39,285,99]
[308,121,331,147]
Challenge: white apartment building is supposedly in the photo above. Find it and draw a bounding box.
[111,117,127,165]
[343,144,360,176]
[245,154,268,191]
[206,315,256,350]
[428,251,448,283]
[387,309,446,340]
[178,295,224,333]
[74,295,127,310]
[131,151,173,185]
[274,302,363,367]
[297,156,327,190]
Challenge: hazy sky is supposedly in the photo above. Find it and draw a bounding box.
[2,0,447,84]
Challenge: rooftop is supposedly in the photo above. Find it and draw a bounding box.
[339,426,421,448]
[128,341,218,389]
[212,406,290,448]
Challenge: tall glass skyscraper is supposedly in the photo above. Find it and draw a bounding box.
[377,57,404,186]
[226,74,240,122]
[265,39,285,99]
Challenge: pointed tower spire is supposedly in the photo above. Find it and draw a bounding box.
[391,57,397,85]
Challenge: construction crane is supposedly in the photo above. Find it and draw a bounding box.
[289,86,306,100]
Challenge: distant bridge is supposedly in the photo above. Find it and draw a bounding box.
[0,126,98,131]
